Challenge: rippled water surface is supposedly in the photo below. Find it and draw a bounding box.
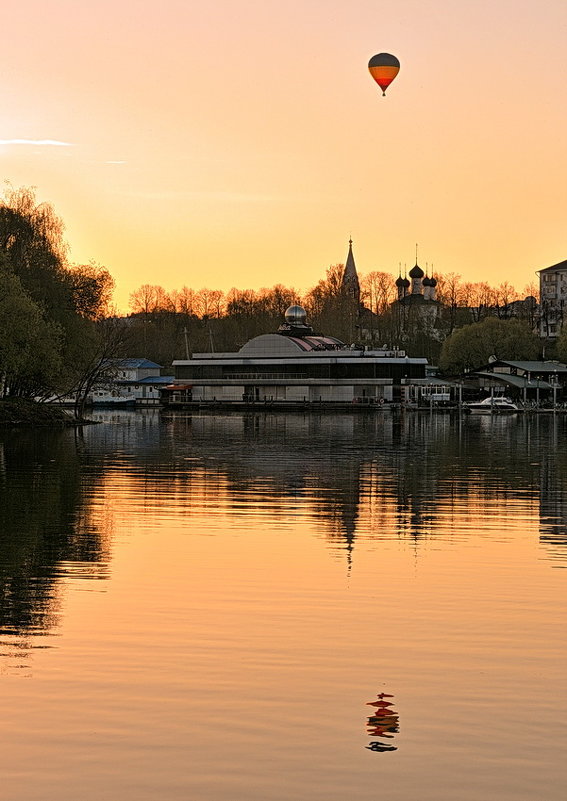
[0,410,566,800]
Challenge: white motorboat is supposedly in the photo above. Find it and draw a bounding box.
[464,396,522,414]
[90,390,136,407]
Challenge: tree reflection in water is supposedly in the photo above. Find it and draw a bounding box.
[3,408,567,671]
[0,428,110,669]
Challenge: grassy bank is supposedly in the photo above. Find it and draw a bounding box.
[0,398,79,427]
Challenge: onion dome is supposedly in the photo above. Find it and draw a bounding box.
[402,276,410,287]
[422,275,432,287]
[409,263,424,279]
[429,276,437,287]
[395,275,405,287]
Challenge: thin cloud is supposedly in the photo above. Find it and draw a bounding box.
[119,189,277,202]
[0,138,73,147]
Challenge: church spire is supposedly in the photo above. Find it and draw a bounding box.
[342,238,360,302]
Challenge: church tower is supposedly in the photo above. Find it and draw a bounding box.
[342,238,360,304]
[409,261,424,295]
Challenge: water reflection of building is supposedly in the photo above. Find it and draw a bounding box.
[164,412,371,568]
[160,411,567,567]
[366,692,399,752]
[5,410,566,672]
[10,407,558,627]
[538,432,567,566]
[163,412,456,565]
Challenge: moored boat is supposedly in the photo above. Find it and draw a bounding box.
[464,396,522,414]
[90,390,136,407]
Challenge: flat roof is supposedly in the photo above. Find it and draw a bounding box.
[173,355,427,366]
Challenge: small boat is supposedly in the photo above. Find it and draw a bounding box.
[464,396,522,414]
[90,390,136,407]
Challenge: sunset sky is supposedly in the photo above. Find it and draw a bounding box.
[1,0,565,311]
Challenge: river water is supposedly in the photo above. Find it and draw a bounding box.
[0,410,565,800]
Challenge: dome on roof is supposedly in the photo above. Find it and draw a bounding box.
[285,305,307,325]
[240,334,307,355]
[422,275,432,286]
[402,276,410,287]
[395,275,405,287]
[409,263,424,279]
[429,276,437,287]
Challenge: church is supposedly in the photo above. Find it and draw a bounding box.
[339,239,440,306]
[338,239,441,341]
[395,261,439,306]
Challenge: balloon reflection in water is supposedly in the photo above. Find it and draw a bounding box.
[366,692,399,752]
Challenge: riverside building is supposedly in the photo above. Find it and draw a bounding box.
[538,259,567,338]
[163,306,428,410]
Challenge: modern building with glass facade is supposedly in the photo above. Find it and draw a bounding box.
[164,306,428,409]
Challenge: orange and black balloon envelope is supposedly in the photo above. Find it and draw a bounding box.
[368,53,400,96]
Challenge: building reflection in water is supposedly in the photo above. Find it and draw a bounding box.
[366,692,399,752]
[162,410,567,568]
[537,419,567,566]
[3,408,567,669]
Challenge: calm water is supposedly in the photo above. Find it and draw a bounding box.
[0,410,566,800]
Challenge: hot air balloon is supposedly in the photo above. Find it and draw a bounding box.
[368,53,400,96]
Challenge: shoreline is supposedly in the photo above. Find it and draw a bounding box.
[0,399,94,427]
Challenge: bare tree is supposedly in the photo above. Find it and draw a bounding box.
[360,271,396,314]
[495,282,519,318]
[523,281,539,302]
[195,287,224,318]
[436,272,463,334]
[257,284,299,319]
[67,316,131,421]
[129,284,162,316]
[226,288,258,316]
[171,286,196,316]
[209,289,226,318]
[461,281,496,322]
[325,263,345,297]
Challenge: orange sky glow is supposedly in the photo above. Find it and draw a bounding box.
[1,0,566,312]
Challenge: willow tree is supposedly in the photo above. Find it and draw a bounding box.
[0,186,119,410]
[0,255,63,398]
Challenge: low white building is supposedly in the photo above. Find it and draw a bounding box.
[93,359,173,406]
[165,307,429,409]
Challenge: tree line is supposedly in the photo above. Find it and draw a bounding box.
[0,186,559,401]
[125,265,544,372]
